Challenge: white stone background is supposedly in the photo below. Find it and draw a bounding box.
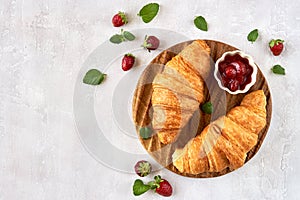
[1,0,300,199]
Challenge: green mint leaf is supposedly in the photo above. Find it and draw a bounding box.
[201,102,213,114]
[138,3,159,23]
[271,64,285,75]
[83,69,106,85]
[109,34,124,44]
[110,30,136,44]
[139,127,152,139]
[247,29,259,43]
[194,16,208,31]
[133,179,150,196]
[123,31,136,41]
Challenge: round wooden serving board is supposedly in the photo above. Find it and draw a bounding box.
[132,40,272,178]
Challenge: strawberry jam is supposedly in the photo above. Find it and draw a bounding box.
[218,54,253,92]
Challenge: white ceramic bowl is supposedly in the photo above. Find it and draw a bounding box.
[214,50,258,95]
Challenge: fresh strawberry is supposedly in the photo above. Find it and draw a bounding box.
[142,35,160,52]
[152,175,173,197]
[112,11,128,27]
[148,175,173,197]
[155,179,172,197]
[121,53,135,71]
[134,160,152,177]
[269,39,284,56]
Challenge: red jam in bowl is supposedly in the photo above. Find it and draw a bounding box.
[218,54,253,92]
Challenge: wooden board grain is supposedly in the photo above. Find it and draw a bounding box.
[132,40,272,178]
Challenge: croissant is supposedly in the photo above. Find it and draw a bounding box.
[151,40,211,144]
[172,90,267,174]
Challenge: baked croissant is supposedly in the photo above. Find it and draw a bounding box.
[151,40,211,144]
[172,90,267,174]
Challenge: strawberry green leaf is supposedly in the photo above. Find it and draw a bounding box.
[148,175,162,190]
[269,39,284,47]
[139,127,152,139]
[123,31,136,41]
[118,11,128,24]
[138,3,159,23]
[83,69,106,85]
[133,179,150,196]
[201,102,213,114]
[271,64,285,75]
[269,39,275,48]
[194,16,208,31]
[125,53,134,57]
[147,181,158,190]
[154,175,162,183]
[109,34,124,44]
[247,29,259,43]
[275,39,284,44]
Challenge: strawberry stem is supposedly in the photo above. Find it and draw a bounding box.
[148,181,159,190]
[141,35,149,48]
[147,175,163,190]
[275,39,284,45]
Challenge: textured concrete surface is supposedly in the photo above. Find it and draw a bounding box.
[1,0,300,199]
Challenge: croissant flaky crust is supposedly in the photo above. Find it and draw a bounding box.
[172,90,267,174]
[151,40,211,144]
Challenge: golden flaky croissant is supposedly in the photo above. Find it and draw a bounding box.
[151,40,211,144]
[172,90,267,174]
